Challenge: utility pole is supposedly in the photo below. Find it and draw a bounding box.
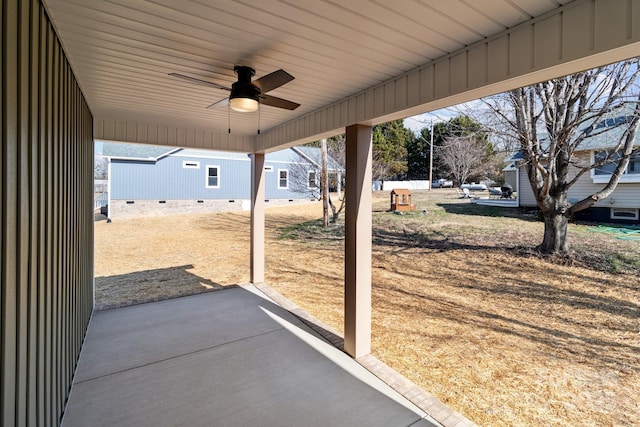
[429,121,434,191]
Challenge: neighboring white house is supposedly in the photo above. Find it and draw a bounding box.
[505,115,640,224]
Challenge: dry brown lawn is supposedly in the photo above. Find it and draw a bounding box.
[95,190,639,426]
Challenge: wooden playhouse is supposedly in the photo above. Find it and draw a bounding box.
[390,188,415,212]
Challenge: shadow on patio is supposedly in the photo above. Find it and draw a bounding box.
[61,285,450,427]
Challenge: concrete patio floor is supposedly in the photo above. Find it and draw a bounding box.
[61,285,447,427]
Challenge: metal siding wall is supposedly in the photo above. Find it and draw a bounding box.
[111,157,253,200]
[110,151,318,201]
[265,163,301,200]
[1,1,94,426]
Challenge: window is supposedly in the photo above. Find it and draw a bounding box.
[308,170,317,189]
[183,161,200,169]
[611,208,639,220]
[278,169,288,189]
[206,166,220,188]
[594,151,622,176]
[592,151,640,183]
[264,165,273,172]
[629,152,640,174]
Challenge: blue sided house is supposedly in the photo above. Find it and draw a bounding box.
[101,142,343,219]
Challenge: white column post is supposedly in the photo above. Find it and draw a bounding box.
[250,153,265,284]
[344,124,372,358]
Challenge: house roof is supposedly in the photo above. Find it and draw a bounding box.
[507,114,639,160]
[291,146,343,172]
[102,142,178,161]
[576,115,638,151]
[102,142,342,169]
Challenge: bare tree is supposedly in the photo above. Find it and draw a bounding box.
[288,140,345,226]
[288,157,319,199]
[324,136,346,224]
[484,59,640,254]
[94,154,108,179]
[437,135,488,186]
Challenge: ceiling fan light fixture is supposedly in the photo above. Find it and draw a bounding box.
[229,96,258,112]
[229,72,260,112]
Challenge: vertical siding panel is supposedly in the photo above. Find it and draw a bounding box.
[51,34,60,424]
[2,2,19,427]
[434,59,450,100]
[45,24,55,426]
[0,0,3,415]
[0,3,3,418]
[509,24,534,76]
[450,51,468,93]
[27,2,40,425]
[0,1,18,426]
[535,14,562,69]
[61,60,68,406]
[468,43,488,89]
[17,1,32,424]
[37,9,47,424]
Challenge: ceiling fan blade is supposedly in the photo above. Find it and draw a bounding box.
[259,94,300,111]
[253,69,294,93]
[206,97,229,109]
[168,73,232,91]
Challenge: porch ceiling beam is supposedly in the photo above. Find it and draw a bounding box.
[93,119,256,153]
[257,0,640,151]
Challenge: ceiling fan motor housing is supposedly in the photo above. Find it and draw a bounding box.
[231,66,260,100]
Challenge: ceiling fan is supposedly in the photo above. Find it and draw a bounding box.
[169,66,300,113]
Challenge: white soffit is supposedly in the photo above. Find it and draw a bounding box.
[42,0,639,152]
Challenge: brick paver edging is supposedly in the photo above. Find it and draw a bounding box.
[251,282,477,427]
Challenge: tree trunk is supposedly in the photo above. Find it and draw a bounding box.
[321,139,329,227]
[539,211,569,254]
[328,195,344,223]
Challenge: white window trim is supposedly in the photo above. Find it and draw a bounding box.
[307,170,317,189]
[206,165,220,188]
[264,165,273,172]
[278,169,289,189]
[183,160,200,169]
[592,174,640,184]
[610,208,639,220]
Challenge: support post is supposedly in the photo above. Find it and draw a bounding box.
[250,153,265,284]
[344,124,372,358]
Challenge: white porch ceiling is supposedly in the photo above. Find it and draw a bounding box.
[43,0,638,152]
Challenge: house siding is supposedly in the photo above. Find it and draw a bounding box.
[2,2,94,426]
[518,167,537,207]
[110,150,316,204]
[518,153,640,220]
[567,154,639,209]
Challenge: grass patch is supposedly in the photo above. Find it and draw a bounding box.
[279,190,640,274]
[277,218,344,241]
